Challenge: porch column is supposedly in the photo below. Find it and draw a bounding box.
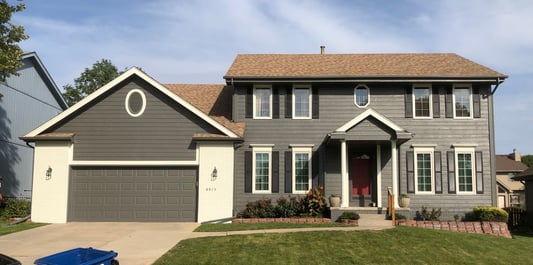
[341,139,349,207]
[391,140,399,207]
[376,144,382,207]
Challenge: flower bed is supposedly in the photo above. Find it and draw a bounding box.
[397,220,512,238]
[233,217,331,224]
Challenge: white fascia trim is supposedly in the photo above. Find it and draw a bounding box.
[335,108,405,132]
[70,160,199,166]
[25,68,239,138]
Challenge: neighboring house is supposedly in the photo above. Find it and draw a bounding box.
[512,167,533,224]
[0,52,67,199]
[496,150,527,209]
[22,51,507,223]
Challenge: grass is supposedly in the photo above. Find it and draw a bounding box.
[154,226,533,265]
[194,222,349,232]
[0,219,46,236]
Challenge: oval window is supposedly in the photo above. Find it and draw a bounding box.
[125,89,146,117]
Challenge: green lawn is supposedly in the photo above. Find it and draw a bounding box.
[154,226,532,265]
[0,220,46,236]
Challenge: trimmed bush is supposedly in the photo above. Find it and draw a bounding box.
[473,206,508,223]
[338,211,360,221]
[275,196,300,218]
[236,199,276,218]
[0,198,31,218]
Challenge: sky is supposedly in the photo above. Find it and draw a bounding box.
[10,0,533,155]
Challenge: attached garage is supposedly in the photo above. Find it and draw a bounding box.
[68,167,197,222]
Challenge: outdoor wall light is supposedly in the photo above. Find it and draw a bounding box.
[46,166,52,180]
[211,167,218,181]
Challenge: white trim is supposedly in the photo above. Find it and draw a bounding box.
[335,108,405,132]
[376,144,382,207]
[289,144,315,148]
[24,67,239,138]
[229,78,503,83]
[412,84,432,119]
[453,84,473,119]
[341,140,349,207]
[451,143,478,148]
[455,147,476,194]
[292,147,312,194]
[414,147,435,194]
[292,84,312,119]
[252,146,272,194]
[391,140,399,208]
[249,144,275,147]
[124,89,147,117]
[354,84,370,108]
[70,160,199,166]
[253,84,272,119]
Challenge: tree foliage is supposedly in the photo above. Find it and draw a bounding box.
[521,155,533,168]
[0,0,29,82]
[62,59,123,106]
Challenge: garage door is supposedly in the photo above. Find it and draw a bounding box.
[68,167,197,221]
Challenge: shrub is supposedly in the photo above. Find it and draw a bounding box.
[300,186,327,217]
[395,213,407,220]
[236,199,276,218]
[473,206,509,223]
[0,198,31,218]
[416,206,441,221]
[275,196,300,218]
[338,211,360,221]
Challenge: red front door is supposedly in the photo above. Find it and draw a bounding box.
[352,157,371,195]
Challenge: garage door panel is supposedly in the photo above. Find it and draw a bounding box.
[69,167,197,221]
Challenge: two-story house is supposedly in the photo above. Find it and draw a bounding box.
[22,51,506,223]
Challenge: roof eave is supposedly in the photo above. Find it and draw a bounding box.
[224,76,507,84]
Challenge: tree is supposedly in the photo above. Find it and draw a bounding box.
[0,0,29,82]
[62,59,123,106]
[521,155,533,168]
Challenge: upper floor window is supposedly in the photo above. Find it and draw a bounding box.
[413,85,432,118]
[455,147,475,194]
[293,85,311,119]
[125,89,146,117]
[354,85,369,107]
[253,85,272,119]
[253,146,272,193]
[453,85,472,118]
[414,147,434,194]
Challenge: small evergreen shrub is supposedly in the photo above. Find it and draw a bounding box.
[473,206,509,223]
[337,211,360,221]
[0,198,31,218]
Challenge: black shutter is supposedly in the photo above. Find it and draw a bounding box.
[312,151,319,188]
[312,87,319,119]
[244,151,252,193]
[445,86,453,118]
[272,151,279,193]
[284,151,292,193]
[447,151,456,193]
[406,151,415,193]
[405,87,413,118]
[475,151,483,194]
[434,151,442,193]
[245,87,253,119]
[473,87,481,118]
[273,88,280,119]
[432,87,440,118]
[285,87,292,118]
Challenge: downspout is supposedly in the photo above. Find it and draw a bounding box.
[488,78,503,207]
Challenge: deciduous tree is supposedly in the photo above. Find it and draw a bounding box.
[0,0,28,82]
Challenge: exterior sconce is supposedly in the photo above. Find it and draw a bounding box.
[211,167,218,181]
[46,166,52,180]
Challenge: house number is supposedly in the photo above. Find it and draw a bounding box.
[206,187,217,192]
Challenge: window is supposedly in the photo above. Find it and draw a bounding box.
[293,86,311,119]
[413,85,432,118]
[414,147,434,193]
[253,147,271,193]
[455,147,475,194]
[125,89,146,117]
[253,85,272,119]
[292,147,312,193]
[453,85,472,118]
[354,85,369,107]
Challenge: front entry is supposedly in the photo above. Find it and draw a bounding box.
[351,155,372,206]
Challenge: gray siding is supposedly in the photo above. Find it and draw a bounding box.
[233,82,494,217]
[50,77,221,161]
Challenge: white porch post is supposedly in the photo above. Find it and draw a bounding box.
[341,139,349,207]
[391,140,399,207]
[376,144,382,207]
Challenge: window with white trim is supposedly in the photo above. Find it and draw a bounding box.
[125,89,146,117]
[414,147,434,194]
[455,147,475,194]
[413,85,432,118]
[292,147,312,193]
[253,147,272,193]
[354,85,369,107]
[453,84,472,118]
[293,85,311,119]
[253,85,272,119]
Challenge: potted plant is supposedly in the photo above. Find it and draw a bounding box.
[398,194,410,208]
[329,194,341,208]
[337,211,360,225]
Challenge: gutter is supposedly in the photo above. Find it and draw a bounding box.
[490,77,504,95]
[225,77,506,84]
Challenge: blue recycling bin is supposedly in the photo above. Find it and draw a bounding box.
[34,248,118,265]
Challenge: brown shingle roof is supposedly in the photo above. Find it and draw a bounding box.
[496,155,528,172]
[224,53,507,80]
[164,84,245,137]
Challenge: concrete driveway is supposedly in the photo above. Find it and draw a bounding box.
[0,222,199,265]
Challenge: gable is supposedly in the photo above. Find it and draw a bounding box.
[343,117,396,141]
